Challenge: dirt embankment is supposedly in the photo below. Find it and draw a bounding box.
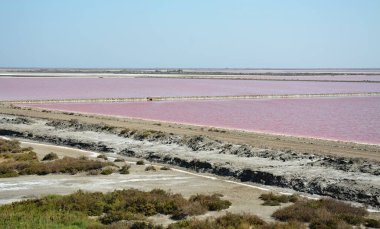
[1,115,380,209]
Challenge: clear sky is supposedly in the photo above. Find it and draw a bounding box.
[0,0,379,68]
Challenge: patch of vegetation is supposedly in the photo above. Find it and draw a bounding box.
[119,165,131,174]
[97,154,108,160]
[100,124,116,132]
[42,152,59,161]
[87,169,101,175]
[272,198,369,228]
[365,218,380,228]
[0,139,29,153]
[171,193,232,220]
[189,193,231,211]
[136,160,145,165]
[0,189,231,228]
[168,213,306,229]
[114,158,125,162]
[160,166,171,171]
[259,192,299,206]
[145,165,157,171]
[131,129,166,141]
[0,139,114,177]
[100,168,114,175]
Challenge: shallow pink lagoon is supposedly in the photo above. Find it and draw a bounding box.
[24,96,380,145]
[1,77,380,101]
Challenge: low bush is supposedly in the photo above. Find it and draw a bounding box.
[87,169,101,175]
[0,155,114,177]
[145,165,157,171]
[0,139,24,153]
[189,193,231,211]
[168,213,306,229]
[97,154,108,160]
[259,192,299,206]
[0,188,232,228]
[130,222,164,229]
[0,166,19,178]
[119,165,131,174]
[365,218,380,228]
[114,158,125,162]
[136,160,145,165]
[100,168,114,175]
[42,152,59,161]
[272,198,368,226]
[160,166,171,171]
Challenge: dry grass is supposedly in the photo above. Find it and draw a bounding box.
[168,213,306,229]
[259,192,299,206]
[145,165,157,171]
[272,198,369,228]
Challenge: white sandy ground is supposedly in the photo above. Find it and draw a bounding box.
[0,138,286,224]
[1,137,379,225]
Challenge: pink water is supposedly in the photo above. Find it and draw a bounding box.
[236,75,380,81]
[24,96,380,145]
[1,77,380,100]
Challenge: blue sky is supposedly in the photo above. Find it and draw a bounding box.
[0,0,379,68]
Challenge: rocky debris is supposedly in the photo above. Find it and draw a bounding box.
[308,157,380,176]
[46,119,118,134]
[180,135,222,151]
[0,117,34,125]
[1,114,380,208]
[140,151,380,208]
[120,148,136,157]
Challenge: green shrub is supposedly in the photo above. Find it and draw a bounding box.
[101,168,114,175]
[0,166,19,178]
[136,160,145,165]
[259,192,299,206]
[189,193,231,211]
[0,139,23,153]
[42,152,59,161]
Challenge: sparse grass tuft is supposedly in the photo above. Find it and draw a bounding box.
[136,160,145,165]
